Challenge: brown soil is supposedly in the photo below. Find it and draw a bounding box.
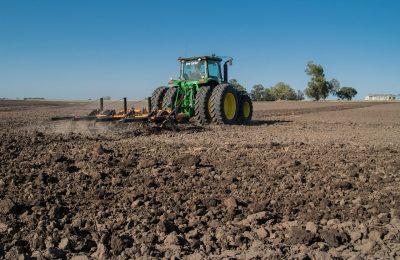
[1,100,399,259]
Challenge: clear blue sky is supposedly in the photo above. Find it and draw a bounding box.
[1,0,399,100]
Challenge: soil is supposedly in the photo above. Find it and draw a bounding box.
[1,100,399,259]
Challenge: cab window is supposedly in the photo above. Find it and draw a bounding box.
[208,61,221,81]
[182,60,206,81]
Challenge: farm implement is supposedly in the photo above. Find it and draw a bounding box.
[51,97,153,123]
[52,55,253,125]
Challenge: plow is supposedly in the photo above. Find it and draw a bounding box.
[52,55,253,125]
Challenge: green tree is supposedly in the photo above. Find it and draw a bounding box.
[250,84,276,101]
[304,62,330,100]
[229,79,247,92]
[328,78,341,96]
[336,87,357,100]
[251,84,265,101]
[296,90,305,100]
[263,87,276,101]
[270,82,297,100]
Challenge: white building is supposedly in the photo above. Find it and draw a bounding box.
[365,94,396,101]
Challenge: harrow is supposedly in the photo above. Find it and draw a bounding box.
[51,97,156,123]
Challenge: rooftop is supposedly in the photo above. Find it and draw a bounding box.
[178,55,223,62]
[366,94,396,97]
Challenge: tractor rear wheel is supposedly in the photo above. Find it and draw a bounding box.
[195,86,213,124]
[210,84,239,124]
[162,87,177,112]
[151,86,168,112]
[238,93,253,123]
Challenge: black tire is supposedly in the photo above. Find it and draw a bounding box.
[195,86,213,124]
[162,87,178,111]
[210,84,239,124]
[151,86,168,112]
[238,93,253,123]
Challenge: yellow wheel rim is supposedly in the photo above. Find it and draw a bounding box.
[242,101,250,118]
[223,92,236,120]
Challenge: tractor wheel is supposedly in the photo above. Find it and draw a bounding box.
[195,86,213,124]
[162,87,177,112]
[151,86,168,112]
[210,84,239,124]
[238,93,253,123]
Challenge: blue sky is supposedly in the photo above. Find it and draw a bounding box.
[1,0,399,100]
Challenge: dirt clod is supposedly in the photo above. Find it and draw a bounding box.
[223,197,238,209]
[0,199,15,215]
[171,153,201,167]
[286,227,316,245]
[319,229,348,247]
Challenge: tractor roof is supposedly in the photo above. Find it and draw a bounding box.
[178,55,222,62]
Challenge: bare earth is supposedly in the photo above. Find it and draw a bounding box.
[0,100,399,259]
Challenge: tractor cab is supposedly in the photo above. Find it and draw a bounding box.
[178,56,229,85]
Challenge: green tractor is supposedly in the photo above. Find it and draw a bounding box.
[150,55,253,124]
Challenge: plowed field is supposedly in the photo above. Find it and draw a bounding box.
[1,100,399,259]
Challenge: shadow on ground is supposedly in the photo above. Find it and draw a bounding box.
[247,119,293,126]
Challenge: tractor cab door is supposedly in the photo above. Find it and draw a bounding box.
[207,60,222,83]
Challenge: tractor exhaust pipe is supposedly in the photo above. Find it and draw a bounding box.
[123,97,127,114]
[223,63,228,83]
[100,98,104,111]
[223,58,233,83]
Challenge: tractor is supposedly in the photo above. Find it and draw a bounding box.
[150,55,253,124]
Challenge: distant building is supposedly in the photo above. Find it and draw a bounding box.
[365,94,396,101]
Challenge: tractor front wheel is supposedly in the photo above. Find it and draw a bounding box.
[210,84,239,124]
[195,86,213,124]
[151,86,168,112]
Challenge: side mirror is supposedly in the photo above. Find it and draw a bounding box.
[229,59,233,66]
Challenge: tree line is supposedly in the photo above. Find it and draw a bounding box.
[250,82,304,101]
[231,62,358,101]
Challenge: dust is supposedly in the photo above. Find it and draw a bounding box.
[45,120,112,135]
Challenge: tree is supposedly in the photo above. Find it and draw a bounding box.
[336,87,357,100]
[250,84,265,101]
[263,87,276,101]
[251,84,276,101]
[328,78,341,96]
[269,82,297,100]
[251,84,274,101]
[304,62,330,100]
[229,79,247,92]
[296,90,305,100]
[251,84,305,101]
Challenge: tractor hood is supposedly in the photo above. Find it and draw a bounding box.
[168,78,213,85]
